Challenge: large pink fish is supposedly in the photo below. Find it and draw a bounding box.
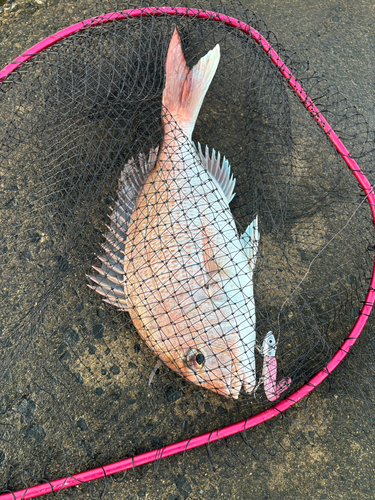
[88,29,291,400]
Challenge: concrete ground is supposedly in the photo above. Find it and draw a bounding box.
[0,0,374,499]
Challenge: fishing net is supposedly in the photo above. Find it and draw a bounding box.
[0,1,374,498]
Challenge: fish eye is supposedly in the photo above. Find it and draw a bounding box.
[196,353,205,365]
[186,348,206,371]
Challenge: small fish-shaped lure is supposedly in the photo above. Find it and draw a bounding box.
[88,28,291,400]
[261,332,292,401]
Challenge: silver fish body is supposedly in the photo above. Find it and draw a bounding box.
[88,28,260,399]
[123,133,259,398]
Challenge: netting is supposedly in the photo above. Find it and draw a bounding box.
[0,1,375,498]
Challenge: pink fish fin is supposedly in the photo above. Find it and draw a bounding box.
[87,254,129,311]
[87,281,129,311]
[162,27,220,139]
[262,355,292,402]
[201,215,234,273]
[200,216,237,307]
[200,217,227,301]
[195,142,236,202]
[87,148,158,311]
[201,217,220,274]
[117,146,159,218]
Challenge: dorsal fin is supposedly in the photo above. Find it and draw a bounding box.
[196,142,236,203]
[87,147,158,311]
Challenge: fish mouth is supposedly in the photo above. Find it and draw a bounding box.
[207,379,241,399]
[193,358,242,400]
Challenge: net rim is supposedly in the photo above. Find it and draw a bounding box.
[0,6,374,499]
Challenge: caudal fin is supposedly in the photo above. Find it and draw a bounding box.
[162,28,220,139]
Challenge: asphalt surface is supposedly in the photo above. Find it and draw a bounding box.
[0,1,374,499]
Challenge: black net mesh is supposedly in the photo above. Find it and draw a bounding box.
[0,1,374,497]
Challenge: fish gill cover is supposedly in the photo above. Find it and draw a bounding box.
[0,0,374,497]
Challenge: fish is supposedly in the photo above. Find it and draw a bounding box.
[88,28,291,400]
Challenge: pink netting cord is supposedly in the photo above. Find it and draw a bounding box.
[0,7,374,500]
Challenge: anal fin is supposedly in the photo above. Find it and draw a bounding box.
[196,142,236,203]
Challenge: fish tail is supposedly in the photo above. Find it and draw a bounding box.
[162,28,220,139]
